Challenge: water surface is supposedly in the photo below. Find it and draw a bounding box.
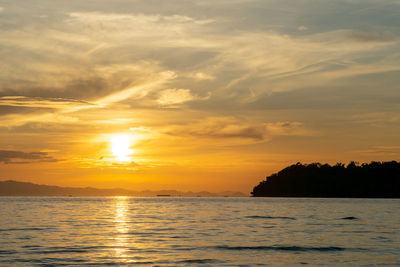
[0,197,399,266]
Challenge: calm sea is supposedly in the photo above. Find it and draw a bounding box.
[0,197,399,266]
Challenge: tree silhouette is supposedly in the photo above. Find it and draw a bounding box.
[251,161,400,198]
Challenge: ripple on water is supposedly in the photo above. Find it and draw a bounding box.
[214,245,360,252]
[0,197,399,266]
[0,227,54,232]
[0,250,18,255]
[176,259,225,264]
[245,215,297,220]
[339,216,359,220]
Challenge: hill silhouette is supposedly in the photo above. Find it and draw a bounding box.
[0,180,246,197]
[251,161,400,198]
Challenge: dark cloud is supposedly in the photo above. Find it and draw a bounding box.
[0,96,94,118]
[0,96,94,107]
[166,120,266,140]
[248,80,400,111]
[0,150,58,164]
[201,126,266,140]
[0,78,114,101]
[0,66,163,104]
[296,1,400,35]
[345,31,396,43]
[165,116,314,141]
[0,105,45,116]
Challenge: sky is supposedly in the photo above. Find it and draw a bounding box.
[1,0,400,193]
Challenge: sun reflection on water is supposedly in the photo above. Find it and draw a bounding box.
[113,196,131,262]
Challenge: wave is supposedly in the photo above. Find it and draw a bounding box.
[21,245,41,250]
[177,259,223,264]
[25,245,119,255]
[215,245,349,252]
[0,250,17,255]
[1,258,149,265]
[339,216,359,220]
[33,249,88,254]
[246,215,296,220]
[0,227,54,232]
[146,227,177,232]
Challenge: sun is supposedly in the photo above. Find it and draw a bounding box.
[110,134,133,162]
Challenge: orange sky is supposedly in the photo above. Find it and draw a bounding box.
[1,0,400,193]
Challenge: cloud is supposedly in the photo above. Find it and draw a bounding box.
[230,30,396,80]
[345,31,397,43]
[165,117,313,143]
[0,59,167,101]
[351,112,400,126]
[266,122,315,136]
[66,12,215,48]
[0,63,175,127]
[95,71,176,106]
[0,150,57,164]
[0,96,94,127]
[157,88,197,106]
[187,72,215,81]
[354,146,400,156]
[0,112,80,128]
[1,8,398,112]
[68,12,213,27]
[162,14,214,25]
[0,4,399,138]
[165,117,266,141]
[0,96,94,109]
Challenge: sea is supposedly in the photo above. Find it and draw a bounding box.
[0,197,399,266]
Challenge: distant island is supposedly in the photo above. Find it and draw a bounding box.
[252,161,400,198]
[0,180,246,197]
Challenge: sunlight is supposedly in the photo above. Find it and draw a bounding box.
[111,134,133,162]
[113,196,130,262]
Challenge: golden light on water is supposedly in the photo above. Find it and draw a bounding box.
[111,134,134,162]
[114,196,130,262]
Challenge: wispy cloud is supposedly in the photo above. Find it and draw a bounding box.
[354,146,400,156]
[66,12,216,48]
[166,117,267,142]
[0,96,93,109]
[1,8,398,109]
[0,113,79,128]
[165,117,313,144]
[266,122,316,137]
[157,89,196,106]
[156,88,210,107]
[351,112,400,126]
[186,72,215,81]
[345,31,397,43]
[95,71,176,106]
[0,150,57,164]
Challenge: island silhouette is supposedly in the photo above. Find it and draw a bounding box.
[252,161,400,198]
[0,180,246,197]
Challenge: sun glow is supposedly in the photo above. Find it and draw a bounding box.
[111,134,133,162]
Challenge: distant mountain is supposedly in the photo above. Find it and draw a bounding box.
[252,161,400,198]
[0,180,247,197]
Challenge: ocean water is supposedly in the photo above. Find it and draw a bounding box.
[0,197,399,266]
